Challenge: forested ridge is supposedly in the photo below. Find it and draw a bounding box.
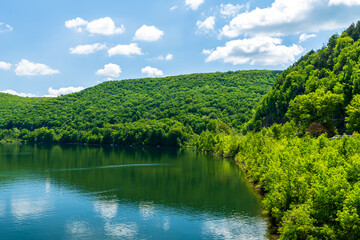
[247,21,360,136]
[0,70,280,145]
[2,18,360,240]
[197,22,360,239]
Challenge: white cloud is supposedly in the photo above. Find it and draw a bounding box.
[141,66,164,77]
[220,0,360,38]
[157,54,173,61]
[70,43,106,55]
[196,16,215,33]
[15,59,59,76]
[65,17,125,35]
[1,86,84,97]
[96,63,121,78]
[0,61,12,70]
[47,86,84,97]
[87,17,125,35]
[0,23,13,32]
[202,49,213,55]
[220,3,244,18]
[65,17,87,32]
[170,5,178,10]
[1,89,36,97]
[204,37,303,65]
[165,54,173,61]
[185,0,204,10]
[134,25,164,42]
[329,0,360,5]
[108,43,142,57]
[299,33,317,42]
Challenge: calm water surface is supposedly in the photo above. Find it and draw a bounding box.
[0,144,267,239]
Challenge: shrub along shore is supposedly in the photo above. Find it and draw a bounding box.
[197,121,360,239]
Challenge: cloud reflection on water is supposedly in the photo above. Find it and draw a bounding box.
[11,198,49,221]
[202,216,267,240]
[93,199,118,219]
[139,201,156,220]
[104,222,138,239]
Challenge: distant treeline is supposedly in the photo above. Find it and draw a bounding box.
[0,70,280,145]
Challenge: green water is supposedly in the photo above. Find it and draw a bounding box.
[0,144,267,239]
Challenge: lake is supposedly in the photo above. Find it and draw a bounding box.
[0,143,267,239]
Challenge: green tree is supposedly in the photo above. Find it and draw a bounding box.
[346,94,360,133]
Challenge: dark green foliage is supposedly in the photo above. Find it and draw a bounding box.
[247,21,360,135]
[0,70,279,146]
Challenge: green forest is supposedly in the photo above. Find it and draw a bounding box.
[197,22,360,239]
[0,70,279,145]
[2,18,360,239]
[247,22,360,136]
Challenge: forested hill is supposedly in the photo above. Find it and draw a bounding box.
[0,70,280,145]
[247,21,360,136]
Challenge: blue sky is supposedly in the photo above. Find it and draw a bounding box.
[1,0,360,97]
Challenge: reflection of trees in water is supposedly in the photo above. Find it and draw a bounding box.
[0,144,262,218]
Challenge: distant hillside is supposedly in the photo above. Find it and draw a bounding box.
[0,70,280,145]
[247,21,360,136]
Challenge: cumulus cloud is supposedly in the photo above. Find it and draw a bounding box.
[1,89,36,97]
[70,43,106,55]
[202,49,213,55]
[0,23,13,32]
[165,54,173,61]
[158,54,173,61]
[1,86,84,97]
[87,17,125,35]
[185,0,204,10]
[170,5,178,10]
[65,17,125,35]
[133,25,164,42]
[0,61,12,70]
[329,0,360,5]
[65,17,87,32]
[15,59,59,76]
[108,43,142,57]
[220,0,360,38]
[96,63,121,78]
[204,37,303,65]
[196,16,215,34]
[47,86,84,97]
[141,66,164,77]
[299,33,317,42]
[220,3,244,18]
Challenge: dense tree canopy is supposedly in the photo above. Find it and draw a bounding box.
[0,70,279,145]
[247,21,360,136]
[197,122,360,239]
[196,22,360,239]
